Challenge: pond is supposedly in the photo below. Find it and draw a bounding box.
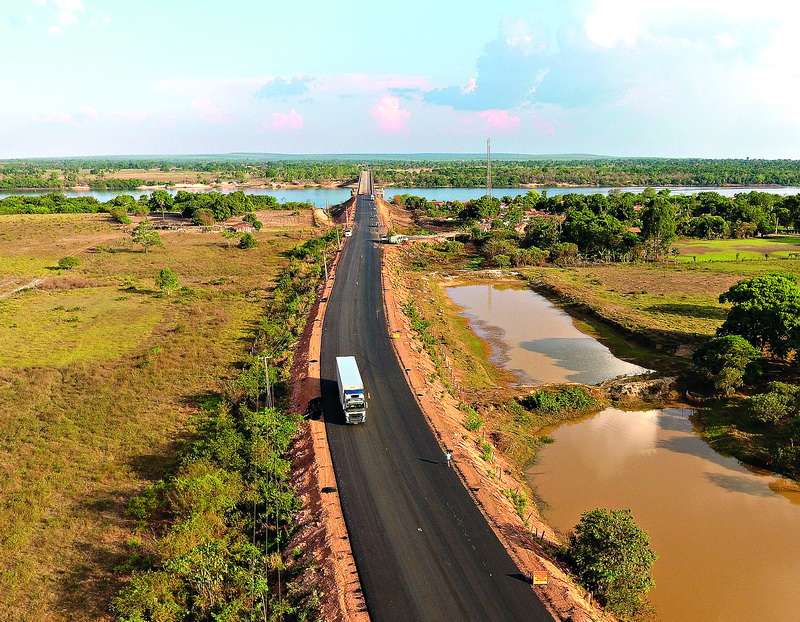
[445,283,649,385]
[528,407,800,622]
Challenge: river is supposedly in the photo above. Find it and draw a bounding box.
[446,282,800,622]
[2,185,799,207]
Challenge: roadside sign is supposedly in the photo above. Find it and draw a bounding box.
[532,571,548,586]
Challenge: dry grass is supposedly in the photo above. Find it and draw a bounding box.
[0,213,315,621]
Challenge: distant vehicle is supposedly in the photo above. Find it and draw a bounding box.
[344,229,353,237]
[369,193,375,200]
[388,234,408,244]
[336,356,366,424]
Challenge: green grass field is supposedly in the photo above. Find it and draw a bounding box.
[0,213,315,621]
[674,235,800,263]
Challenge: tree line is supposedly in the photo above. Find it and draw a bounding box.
[5,156,800,188]
[0,190,311,221]
[393,188,800,266]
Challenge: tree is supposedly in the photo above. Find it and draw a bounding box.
[131,221,163,253]
[57,256,79,270]
[108,206,131,224]
[155,267,179,295]
[718,273,800,359]
[192,208,215,226]
[238,232,257,249]
[567,508,656,619]
[242,212,263,230]
[692,335,761,395]
[523,216,560,250]
[148,189,173,219]
[640,197,676,259]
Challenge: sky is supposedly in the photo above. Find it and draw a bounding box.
[1,0,799,158]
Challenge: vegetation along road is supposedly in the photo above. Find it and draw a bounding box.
[321,173,553,621]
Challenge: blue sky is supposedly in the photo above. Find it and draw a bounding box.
[1,0,799,158]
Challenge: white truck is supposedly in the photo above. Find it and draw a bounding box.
[336,356,367,424]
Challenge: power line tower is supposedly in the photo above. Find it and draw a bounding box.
[486,137,492,198]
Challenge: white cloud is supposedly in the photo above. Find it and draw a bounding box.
[36,0,85,33]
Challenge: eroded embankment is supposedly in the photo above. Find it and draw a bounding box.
[380,246,611,622]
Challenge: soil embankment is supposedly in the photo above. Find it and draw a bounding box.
[288,214,368,622]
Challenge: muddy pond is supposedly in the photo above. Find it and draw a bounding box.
[446,282,800,622]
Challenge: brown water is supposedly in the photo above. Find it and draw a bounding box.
[528,408,800,622]
[446,283,649,385]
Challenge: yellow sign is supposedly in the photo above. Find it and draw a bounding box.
[532,571,548,586]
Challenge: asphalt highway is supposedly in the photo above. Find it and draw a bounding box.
[321,173,553,622]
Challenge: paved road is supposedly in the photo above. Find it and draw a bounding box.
[321,172,553,621]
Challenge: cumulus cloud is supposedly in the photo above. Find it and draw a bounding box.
[270,109,304,131]
[370,95,411,132]
[478,109,521,131]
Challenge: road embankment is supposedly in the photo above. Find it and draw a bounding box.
[380,246,610,622]
[288,220,369,622]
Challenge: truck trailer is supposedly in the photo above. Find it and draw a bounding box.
[336,356,367,424]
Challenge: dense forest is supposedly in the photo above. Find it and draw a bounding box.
[3,157,800,189]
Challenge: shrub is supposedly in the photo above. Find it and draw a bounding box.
[109,206,132,224]
[550,242,579,266]
[192,208,215,226]
[747,382,800,425]
[462,405,484,432]
[242,212,263,231]
[238,232,257,249]
[503,488,528,519]
[479,440,494,462]
[567,508,656,619]
[57,256,80,270]
[511,246,547,267]
[520,385,597,415]
[692,335,761,395]
[155,268,180,294]
[748,392,793,425]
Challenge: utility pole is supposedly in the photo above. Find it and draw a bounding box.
[486,137,492,199]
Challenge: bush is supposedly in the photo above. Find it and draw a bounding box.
[692,335,761,395]
[747,382,800,425]
[57,256,80,270]
[511,246,547,267]
[748,392,793,425]
[238,232,257,249]
[242,212,263,231]
[520,385,597,415]
[192,208,215,226]
[109,206,132,224]
[155,268,180,294]
[550,242,579,266]
[462,405,484,432]
[567,508,656,619]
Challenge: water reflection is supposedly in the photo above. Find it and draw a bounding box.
[529,408,800,622]
[446,283,649,385]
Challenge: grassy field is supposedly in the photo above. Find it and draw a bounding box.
[0,213,315,621]
[674,235,800,263]
[523,258,800,358]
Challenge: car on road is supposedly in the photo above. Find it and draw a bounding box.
[344,229,353,237]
